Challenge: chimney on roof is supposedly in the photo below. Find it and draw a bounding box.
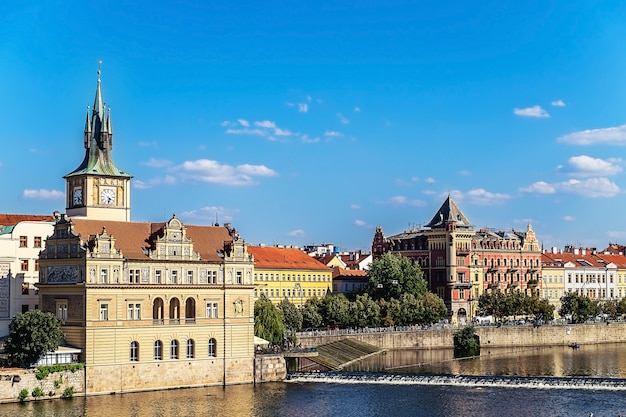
[552,247,558,254]
[581,249,586,255]
[574,248,579,255]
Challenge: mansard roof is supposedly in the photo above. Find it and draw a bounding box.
[425,195,473,229]
[70,218,232,262]
[248,246,331,271]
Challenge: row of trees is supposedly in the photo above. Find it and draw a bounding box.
[254,253,448,345]
[559,292,626,323]
[477,290,555,321]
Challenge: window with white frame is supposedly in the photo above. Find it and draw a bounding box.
[155,270,162,284]
[56,302,68,321]
[206,302,218,318]
[100,303,109,320]
[209,270,217,284]
[208,338,217,357]
[186,339,195,359]
[171,270,178,284]
[100,269,108,284]
[127,303,141,320]
[154,340,163,360]
[187,270,193,284]
[129,269,140,284]
[170,340,179,359]
[130,341,139,362]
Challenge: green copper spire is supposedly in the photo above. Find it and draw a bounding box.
[65,67,131,179]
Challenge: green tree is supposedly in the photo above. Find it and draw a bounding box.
[421,292,448,324]
[602,300,618,320]
[348,294,381,327]
[453,325,480,358]
[254,295,284,345]
[5,310,64,368]
[320,294,350,327]
[559,293,599,323]
[301,298,323,329]
[617,297,626,316]
[277,298,303,330]
[366,253,427,301]
[379,298,401,326]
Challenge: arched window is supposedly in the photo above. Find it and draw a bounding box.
[154,340,163,360]
[186,339,195,359]
[170,340,179,359]
[169,298,180,324]
[208,338,217,357]
[185,297,196,323]
[153,298,164,324]
[130,341,139,362]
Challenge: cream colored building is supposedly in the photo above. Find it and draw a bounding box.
[36,70,256,394]
[249,245,332,307]
[0,215,55,336]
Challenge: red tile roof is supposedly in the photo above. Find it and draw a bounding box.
[248,246,330,271]
[332,266,368,279]
[71,219,232,262]
[0,214,55,225]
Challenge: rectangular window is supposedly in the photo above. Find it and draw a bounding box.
[34,260,39,272]
[129,269,140,284]
[437,287,445,298]
[57,303,68,320]
[209,270,217,284]
[19,236,27,248]
[236,271,242,284]
[34,236,42,248]
[459,289,465,300]
[128,303,141,320]
[171,270,178,284]
[206,302,218,318]
[22,283,29,295]
[155,270,162,284]
[100,269,108,284]
[20,259,28,272]
[21,304,29,313]
[100,303,109,321]
[187,270,193,284]
[130,342,138,362]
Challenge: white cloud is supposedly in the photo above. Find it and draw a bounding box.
[138,141,158,148]
[551,99,566,107]
[354,219,368,227]
[354,106,361,113]
[425,177,436,184]
[180,206,236,223]
[298,103,308,113]
[563,215,575,222]
[459,170,471,177]
[513,105,550,118]
[385,195,426,207]
[607,231,626,240]
[274,128,293,136]
[562,155,623,177]
[520,177,620,198]
[301,135,320,144]
[141,158,173,168]
[350,204,361,209]
[174,159,278,186]
[288,229,306,237]
[337,113,349,124]
[22,189,64,200]
[237,119,250,127]
[324,131,343,137]
[442,189,510,206]
[133,175,177,189]
[558,124,626,146]
[225,128,266,136]
[254,120,276,129]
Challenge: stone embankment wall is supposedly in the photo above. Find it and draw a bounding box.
[297,323,626,350]
[0,369,84,403]
[255,354,286,383]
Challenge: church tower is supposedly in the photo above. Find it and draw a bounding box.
[64,69,132,221]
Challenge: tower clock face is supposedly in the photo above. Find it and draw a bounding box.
[73,188,83,205]
[100,188,116,205]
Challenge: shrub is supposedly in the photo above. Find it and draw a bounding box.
[453,325,480,358]
[61,386,75,399]
[18,388,29,402]
[31,387,44,399]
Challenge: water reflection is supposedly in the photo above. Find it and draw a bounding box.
[345,343,626,378]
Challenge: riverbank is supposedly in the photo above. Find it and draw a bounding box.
[297,322,626,350]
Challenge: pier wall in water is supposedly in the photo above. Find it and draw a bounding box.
[297,322,626,350]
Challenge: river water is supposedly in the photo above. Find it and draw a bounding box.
[4,343,626,417]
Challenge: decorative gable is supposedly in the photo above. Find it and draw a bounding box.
[149,214,201,261]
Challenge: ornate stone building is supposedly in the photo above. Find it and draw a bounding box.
[36,71,255,393]
[373,195,542,323]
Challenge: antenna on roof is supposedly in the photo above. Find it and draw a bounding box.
[214,210,219,227]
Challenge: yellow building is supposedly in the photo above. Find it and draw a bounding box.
[36,70,255,394]
[249,246,332,307]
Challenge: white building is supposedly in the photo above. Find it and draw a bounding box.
[0,215,55,336]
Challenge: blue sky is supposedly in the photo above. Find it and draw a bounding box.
[2,1,626,252]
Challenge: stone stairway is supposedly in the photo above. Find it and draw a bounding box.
[310,339,382,371]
